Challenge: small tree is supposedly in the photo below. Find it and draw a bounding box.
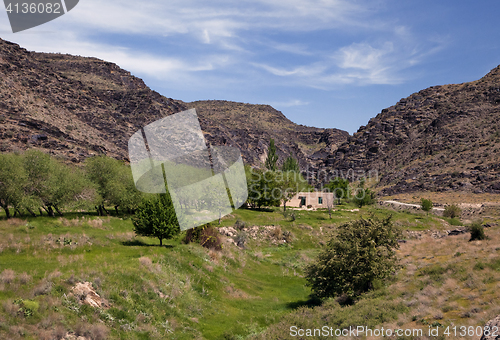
[246,168,281,209]
[132,193,180,246]
[264,138,278,171]
[420,198,433,212]
[324,194,334,219]
[443,204,461,218]
[352,180,375,208]
[325,177,349,204]
[277,170,298,212]
[305,216,401,300]
[281,153,300,172]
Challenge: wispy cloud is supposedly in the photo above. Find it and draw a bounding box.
[1,0,448,96]
[269,99,310,107]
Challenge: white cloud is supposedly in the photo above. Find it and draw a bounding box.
[269,99,310,107]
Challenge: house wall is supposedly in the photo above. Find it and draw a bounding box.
[284,192,334,209]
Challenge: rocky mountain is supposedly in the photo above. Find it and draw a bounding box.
[0,38,348,171]
[2,36,499,194]
[323,66,500,194]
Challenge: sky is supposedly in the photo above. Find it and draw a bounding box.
[1,0,500,134]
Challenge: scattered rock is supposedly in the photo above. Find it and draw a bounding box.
[70,282,109,308]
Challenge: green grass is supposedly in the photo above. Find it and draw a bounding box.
[0,203,495,339]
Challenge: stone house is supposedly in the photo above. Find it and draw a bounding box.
[284,192,335,209]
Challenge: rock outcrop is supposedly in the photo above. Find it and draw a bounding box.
[323,66,500,193]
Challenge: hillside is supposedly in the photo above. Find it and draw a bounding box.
[185,100,349,172]
[324,66,500,194]
[0,201,499,339]
[0,38,348,172]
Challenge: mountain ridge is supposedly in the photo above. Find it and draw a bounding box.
[1,37,499,194]
[0,38,349,172]
[323,65,500,193]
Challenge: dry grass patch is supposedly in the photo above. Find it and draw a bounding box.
[1,269,15,284]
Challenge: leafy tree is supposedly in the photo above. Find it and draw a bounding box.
[352,179,375,208]
[443,204,461,218]
[325,177,349,204]
[132,193,180,246]
[420,198,433,212]
[22,150,89,217]
[281,153,300,172]
[305,216,401,300]
[277,170,298,212]
[246,168,281,209]
[0,153,27,218]
[85,156,142,215]
[264,138,278,171]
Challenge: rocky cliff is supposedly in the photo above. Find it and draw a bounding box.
[0,38,348,172]
[323,66,500,193]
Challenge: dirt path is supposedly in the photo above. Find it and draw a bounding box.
[382,200,445,211]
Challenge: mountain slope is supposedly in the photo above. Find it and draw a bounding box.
[324,66,500,194]
[0,38,348,171]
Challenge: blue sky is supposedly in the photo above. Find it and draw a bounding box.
[1,0,499,134]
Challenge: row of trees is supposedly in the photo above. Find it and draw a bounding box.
[246,139,310,210]
[0,151,142,218]
[246,139,376,210]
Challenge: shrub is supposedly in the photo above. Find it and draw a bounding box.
[469,222,486,241]
[234,219,246,231]
[420,198,433,212]
[184,224,223,251]
[199,225,223,251]
[305,216,401,299]
[234,231,247,248]
[0,269,15,284]
[443,204,461,218]
[352,180,376,208]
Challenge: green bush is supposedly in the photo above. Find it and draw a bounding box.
[352,180,376,208]
[305,216,401,299]
[420,198,433,212]
[469,222,486,241]
[443,204,461,218]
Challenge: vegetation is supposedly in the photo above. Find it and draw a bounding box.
[0,199,499,339]
[264,138,279,171]
[246,167,281,208]
[85,155,142,216]
[420,198,434,211]
[184,223,223,250]
[132,193,180,246]
[469,221,486,241]
[324,177,349,204]
[281,153,300,172]
[443,204,461,218]
[305,216,401,300]
[0,151,143,218]
[277,171,298,212]
[0,153,26,218]
[352,179,376,208]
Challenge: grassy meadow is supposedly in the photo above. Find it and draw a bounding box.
[0,201,499,339]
